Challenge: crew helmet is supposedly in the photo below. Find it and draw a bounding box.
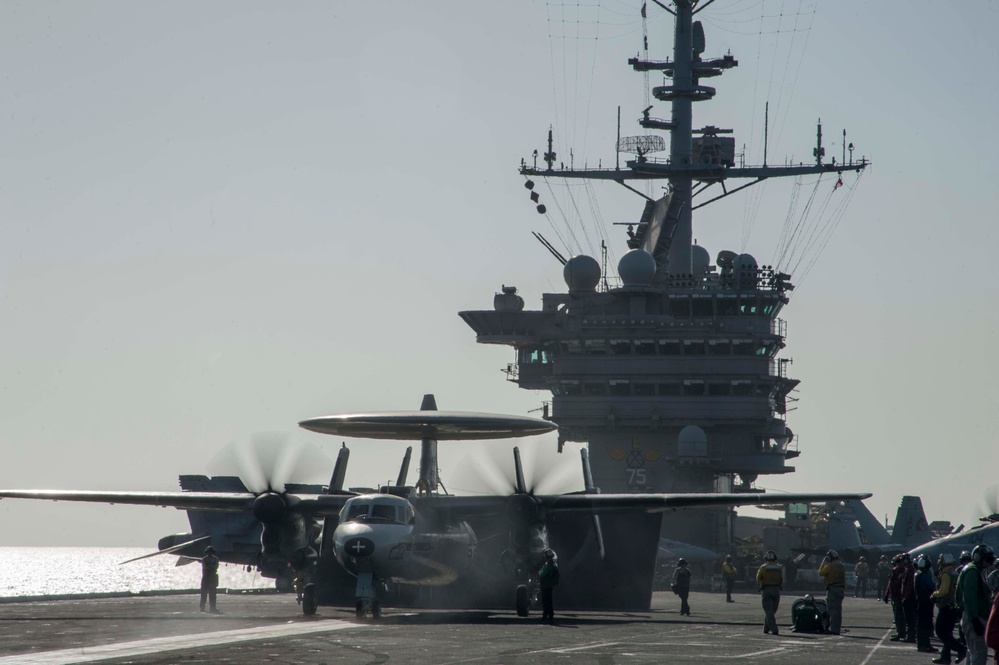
[858,556,866,562]
[678,558,688,566]
[205,546,215,554]
[825,549,839,560]
[803,594,815,604]
[915,555,930,570]
[959,550,972,563]
[543,548,556,560]
[764,550,778,562]
[725,554,733,561]
[939,552,956,566]
[972,544,995,565]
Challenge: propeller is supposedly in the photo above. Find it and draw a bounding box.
[979,485,999,523]
[449,441,583,497]
[207,432,332,494]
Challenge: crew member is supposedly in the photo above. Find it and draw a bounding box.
[199,545,220,613]
[886,554,908,641]
[902,553,918,644]
[723,555,737,603]
[671,558,692,616]
[756,550,783,635]
[915,554,939,654]
[818,549,846,635]
[854,556,870,598]
[877,555,892,600]
[932,552,966,665]
[538,548,559,625]
[956,544,996,665]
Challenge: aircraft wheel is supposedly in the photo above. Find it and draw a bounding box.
[516,585,529,617]
[355,600,364,619]
[302,584,318,616]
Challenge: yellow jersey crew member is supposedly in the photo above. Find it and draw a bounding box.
[819,549,846,634]
[722,555,737,603]
[756,550,783,635]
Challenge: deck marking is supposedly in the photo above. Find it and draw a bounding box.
[0,619,366,665]
[720,646,788,659]
[858,627,893,665]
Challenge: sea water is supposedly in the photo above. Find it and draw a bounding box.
[0,547,274,598]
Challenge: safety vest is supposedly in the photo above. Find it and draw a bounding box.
[757,562,783,587]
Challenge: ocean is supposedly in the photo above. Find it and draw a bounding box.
[0,547,274,598]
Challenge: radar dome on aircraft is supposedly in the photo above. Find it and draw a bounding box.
[617,248,656,287]
[691,244,710,278]
[563,255,601,292]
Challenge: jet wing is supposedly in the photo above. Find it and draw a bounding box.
[0,490,351,517]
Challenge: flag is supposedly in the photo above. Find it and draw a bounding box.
[641,2,647,18]
[834,176,843,190]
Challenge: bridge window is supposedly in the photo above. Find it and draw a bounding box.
[658,339,681,355]
[683,380,705,397]
[584,382,607,396]
[717,297,738,316]
[584,339,607,355]
[669,297,690,318]
[560,381,582,396]
[561,340,584,355]
[609,339,631,355]
[658,382,682,396]
[692,296,713,317]
[634,382,655,396]
[609,380,631,396]
[732,339,754,355]
[708,339,731,355]
[684,340,706,355]
[740,299,759,315]
[731,381,753,396]
[635,339,656,355]
[708,382,731,396]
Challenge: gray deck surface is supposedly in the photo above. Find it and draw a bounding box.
[0,590,945,664]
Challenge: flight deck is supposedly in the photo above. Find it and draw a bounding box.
[0,590,927,664]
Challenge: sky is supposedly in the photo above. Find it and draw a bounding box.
[1,1,997,546]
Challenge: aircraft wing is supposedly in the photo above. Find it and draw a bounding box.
[541,492,872,514]
[0,490,351,517]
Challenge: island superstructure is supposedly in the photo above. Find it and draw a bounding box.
[460,0,868,552]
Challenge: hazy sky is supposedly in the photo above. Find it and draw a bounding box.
[1,1,997,546]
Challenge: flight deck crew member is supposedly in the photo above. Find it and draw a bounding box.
[886,554,908,641]
[915,554,939,654]
[723,555,737,603]
[877,555,892,600]
[818,549,846,634]
[199,546,220,613]
[854,556,870,598]
[538,548,559,625]
[956,544,996,665]
[756,550,783,635]
[671,558,692,616]
[901,553,918,643]
[932,552,966,665]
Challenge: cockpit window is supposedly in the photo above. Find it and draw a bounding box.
[344,503,368,522]
[339,498,413,525]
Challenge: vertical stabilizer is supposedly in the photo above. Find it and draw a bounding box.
[417,394,438,495]
[891,496,932,549]
[844,499,893,546]
[827,511,863,550]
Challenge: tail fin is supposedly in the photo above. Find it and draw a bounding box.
[827,509,863,550]
[844,499,893,546]
[891,496,932,549]
[327,444,350,494]
[417,394,438,495]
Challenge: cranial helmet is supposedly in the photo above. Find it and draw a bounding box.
[543,548,555,559]
[826,550,839,560]
[803,594,815,604]
[972,544,995,565]
[678,558,688,566]
[939,552,956,566]
[960,550,972,563]
[725,554,733,561]
[205,546,215,554]
[859,556,866,562]
[764,550,778,562]
[915,555,930,570]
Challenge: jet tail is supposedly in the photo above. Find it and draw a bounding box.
[891,496,932,549]
[845,499,893,546]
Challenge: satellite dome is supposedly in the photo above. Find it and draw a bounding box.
[716,250,737,270]
[736,253,758,272]
[563,255,601,292]
[493,285,525,312]
[736,253,758,288]
[691,244,710,278]
[617,249,656,287]
[678,425,707,457]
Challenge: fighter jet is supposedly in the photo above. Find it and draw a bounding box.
[0,395,871,617]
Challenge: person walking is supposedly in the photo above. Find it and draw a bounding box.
[199,545,220,613]
[956,544,996,665]
[756,550,783,635]
[538,548,560,625]
[932,552,967,665]
[671,558,692,616]
[723,555,738,603]
[854,556,870,598]
[915,554,939,654]
[818,549,846,635]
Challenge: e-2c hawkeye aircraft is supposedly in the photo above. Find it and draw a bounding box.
[0,395,870,617]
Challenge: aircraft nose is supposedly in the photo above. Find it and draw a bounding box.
[342,536,375,558]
